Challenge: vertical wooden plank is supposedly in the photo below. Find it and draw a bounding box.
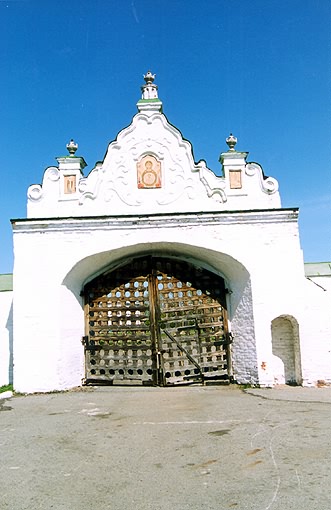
[148,269,163,385]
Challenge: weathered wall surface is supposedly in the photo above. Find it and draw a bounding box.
[12,208,319,393]
[0,290,13,387]
[9,75,330,392]
[300,278,331,386]
[271,316,301,385]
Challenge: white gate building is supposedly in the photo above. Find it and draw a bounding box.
[9,72,331,392]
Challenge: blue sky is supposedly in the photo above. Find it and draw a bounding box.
[0,0,330,273]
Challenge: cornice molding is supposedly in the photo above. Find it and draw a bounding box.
[12,208,299,233]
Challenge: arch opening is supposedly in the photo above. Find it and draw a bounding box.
[271,315,302,386]
[83,255,232,386]
[61,242,257,387]
[62,241,251,319]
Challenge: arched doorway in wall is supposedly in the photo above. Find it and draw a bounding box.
[83,256,232,386]
[271,315,302,385]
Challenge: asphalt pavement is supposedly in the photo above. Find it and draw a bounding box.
[1,385,330,510]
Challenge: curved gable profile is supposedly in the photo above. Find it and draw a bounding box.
[77,108,227,215]
[27,72,280,219]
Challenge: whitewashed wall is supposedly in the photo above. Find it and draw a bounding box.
[12,208,319,393]
[0,290,13,387]
[10,77,331,392]
[300,278,331,385]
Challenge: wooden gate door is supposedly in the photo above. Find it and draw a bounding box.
[84,257,231,386]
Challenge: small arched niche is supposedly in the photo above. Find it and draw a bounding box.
[271,315,302,386]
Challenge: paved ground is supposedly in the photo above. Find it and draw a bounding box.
[1,385,331,510]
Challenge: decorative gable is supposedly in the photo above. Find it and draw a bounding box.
[27,72,280,218]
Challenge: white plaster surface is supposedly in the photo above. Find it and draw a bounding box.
[7,86,331,392]
[0,291,13,387]
[12,206,329,393]
[27,106,280,218]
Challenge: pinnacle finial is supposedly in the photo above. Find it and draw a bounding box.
[141,70,158,100]
[226,133,237,151]
[66,139,78,156]
[143,70,156,85]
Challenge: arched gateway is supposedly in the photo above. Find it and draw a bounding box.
[12,70,320,394]
[84,256,231,386]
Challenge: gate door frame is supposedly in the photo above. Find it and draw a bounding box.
[83,256,232,386]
